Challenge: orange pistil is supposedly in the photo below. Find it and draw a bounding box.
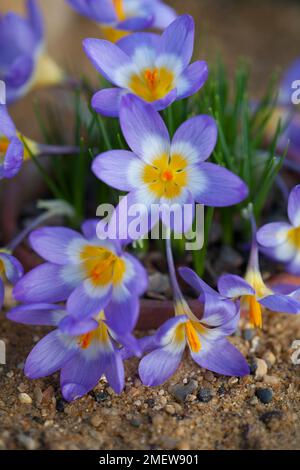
[185,321,201,353]
[79,331,93,349]
[112,0,126,21]
[161,169,174,182]
[144,69,158,90]
[247,295,263,329]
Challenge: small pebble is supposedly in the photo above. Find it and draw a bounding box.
[248,357,258,375]
[249,397,259,406]
[228,377,239,386]
[197,388,212,403]
[217,384,226,396]
[263,375,280,386]
[56,399,65,413]
[255,388,273,404]
[263,351,276,367]
[259,410,282,426]
[17,434,38,450]
[18,393,32,405]
[169,380,198,402]
[90,415,102,428]
[204,371,215,383]
[255,359,268,379]
[94,390,109,403]
[165,404,176,415]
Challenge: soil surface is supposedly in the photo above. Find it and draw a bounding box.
[0,292,299,450]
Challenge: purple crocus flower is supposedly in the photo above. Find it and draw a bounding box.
[92,94,248,237]
[187,212,300,329]
[8,303,139,401]
[0,105,24,179]
[83,15,208,116]
[136,239,249,386]
[0,0,65,103]
[67,0,176,42]
[257,185,300,275]
[13,224,147,335]
[0,250,23,310]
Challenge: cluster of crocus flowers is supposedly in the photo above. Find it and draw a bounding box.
[135,238,250,385]
[258,185,300,275]
[0,0,65,104]
[84,15,208,116]
[67,0,176,42]
[92,93,248,236]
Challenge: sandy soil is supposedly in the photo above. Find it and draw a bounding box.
[0,300,299,450]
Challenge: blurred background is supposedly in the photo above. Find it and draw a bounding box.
[1,0,300,137]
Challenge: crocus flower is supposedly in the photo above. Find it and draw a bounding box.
[0,249,23,310]
[257,185,300,275]
[0,105,24,179]
[13,225,147,335]
[92,94,248,237]
[210,214,300,329]
[83,15,208,116]
[8,304,139,401]
[67,0,176,42]
[0,0,65,103]
[0,104,79,179]
[137,239,249,386]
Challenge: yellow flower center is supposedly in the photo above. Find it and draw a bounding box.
[244,295,262,329]
[287,226,300,249]
[0,136,9,160]
[112,0,126,20]
[174,320,203,353]
[142,153,188,199]
[80,245,126,287]
[78,315,110,350]
[129,67,175,102]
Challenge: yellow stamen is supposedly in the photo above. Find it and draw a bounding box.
[80,245,126,287]
[185,321,201,353]
[112,0,126,20]
[129,67,175,102]
[0,137,9,156]
[142,153,188,199]
[78,316,110,350]
[245,295,263,329]
[287,226,300,249]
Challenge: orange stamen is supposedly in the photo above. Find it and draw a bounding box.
[162,169,174,182]
[248,295,263,329]
[144,69,158,90]
[112,0,126,20]
[185,321,201,353]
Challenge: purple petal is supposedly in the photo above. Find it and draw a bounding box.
[66,0,116,23]
[191,162,248,206]
[171,115,217,164]
[92,150,137,191]
[117,32,159,57]
[29,227,83,264]
[104,350,125,394]
[152,0,177,29]
[217,274,255,298]
[59,315,98,335]
[60,350,106,402]
[152,88,177,112]
[91,88,122,118]
[259,294,300,314]
[193,339,249,377]
[176,61,208,100]
[0,105,17,138]
[81,219,98,239]
[257,222,291,247]
[0,252,23,284]
[13,263,76,303]
[288,185,300,227]
[27,0,44,42]
[0,137,24,179]
[179,267,219,297]
[201,293,239,336]
[286,253,300,275]
[159,192,195,234]
[139,346,184,386]
[123,253,148,297]
[104,295,139,335]
[120,94,170,161]
[83,38,131,86]
[117,16,153,31]
[7,303,65,326]
[159,15,194,71]
[66,282,112,320]
[25,330,77,379]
